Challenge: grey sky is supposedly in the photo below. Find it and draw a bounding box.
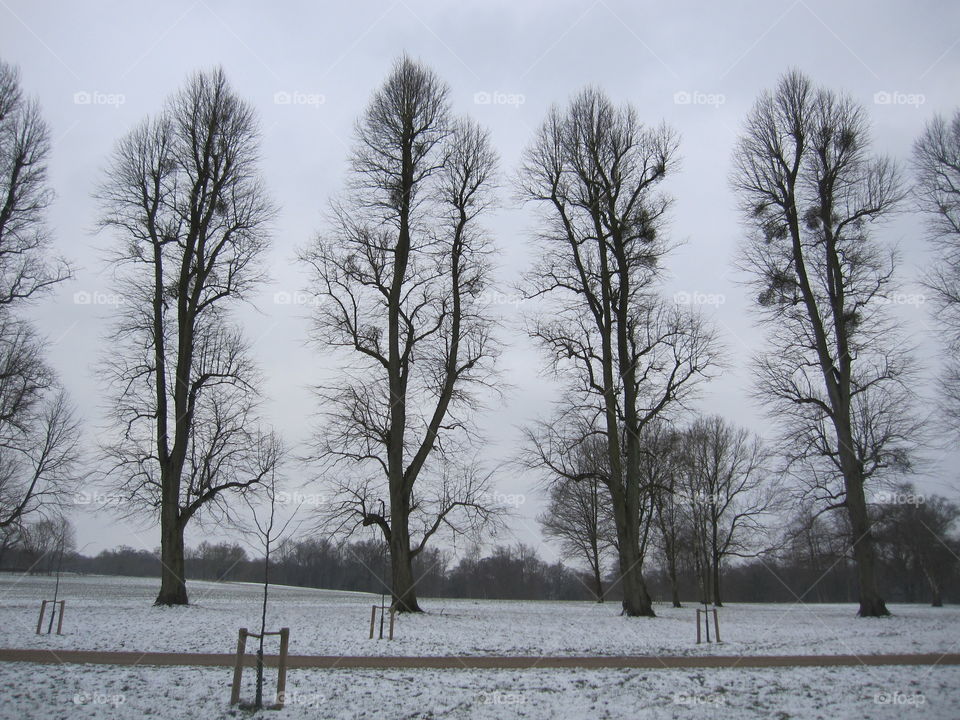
[1,0,957,557]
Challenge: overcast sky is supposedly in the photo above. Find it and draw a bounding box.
[1,0,958,558]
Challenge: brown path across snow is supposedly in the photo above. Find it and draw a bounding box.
[0,649,958,669]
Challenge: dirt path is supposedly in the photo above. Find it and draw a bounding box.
[1,649,958,669]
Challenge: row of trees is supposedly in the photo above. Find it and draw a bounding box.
[5,497,955,606]
[2,55,958,615]
[540,415,775,607]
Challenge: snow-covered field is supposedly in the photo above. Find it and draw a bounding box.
[0,574,957,658]
[1,661,955,720]
[0,574,958,719]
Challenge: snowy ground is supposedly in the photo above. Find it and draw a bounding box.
[1,574,958,718]
[0,661,954,719]
[0,574,958,659]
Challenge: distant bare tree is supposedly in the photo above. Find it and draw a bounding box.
[19,515,75,574]
[97,67,278,605]
[648,425,688,608]
[676,415,776,606]
[732,69,915,616]
[537,436,616,601]
[874,484,959,607]
[914,110,960,431]
[0,59,80,531]
[301,57,501,612]
[519,88,718,616]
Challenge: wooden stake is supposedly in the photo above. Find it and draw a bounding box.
[275,628,290,709]
[36,600,47,635]
[230,628,248,706]
[712,609,720,643]
[389,609,395,640]
[56,601,65,635]
[369,605,377,639]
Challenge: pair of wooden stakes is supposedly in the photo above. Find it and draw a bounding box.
[35,599,65,635]
[228,606,395,709]
[695,605,721,644]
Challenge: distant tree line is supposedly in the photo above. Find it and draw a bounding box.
[2,495,956,604]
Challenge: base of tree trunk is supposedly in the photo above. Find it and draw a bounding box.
[392,599,423,613]
[932,599,943,608]
[856,597,890,617]
[622,604,656,618]
[154,588,189,606]
[672,601,682,608]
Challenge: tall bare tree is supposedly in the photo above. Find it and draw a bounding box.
[914,110,960,431]
[97,68,278,605]
[301,57,501,612]
[537,436,615,601]
[677,415,775,606]
[0,59,79,532]
[732,69,915,616]
[520,88,718,616]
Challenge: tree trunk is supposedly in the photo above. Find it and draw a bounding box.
[666,549,681,608]
[389,509,421,613]
[592,562,605,603]
[920,561,943,607]
[616,517,655,617]
[711,546,723,607]
[155,515,187,605]
[844,478,889,617]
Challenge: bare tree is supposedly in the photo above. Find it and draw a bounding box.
[914,110,960,431]
[301,57,501,612]
[0,60,70,304]
[732,69,915,616]
[874,484,959,607]
[519,88,718,616]
[676,415,776,606]
[0,59,80,531]
[97,68,278,605]
[237,457,298,710]
[537,436,616,601]
[18,514,75,574]
[648,425,688,608]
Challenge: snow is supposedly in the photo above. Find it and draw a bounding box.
[1,574,958,718]
[0,662,956,719]
[0,574,958,658]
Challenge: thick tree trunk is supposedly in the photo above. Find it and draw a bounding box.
[389,512,421,613]
[844,479,888,617]
[155,516,187,605]
[616,526,655,617]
